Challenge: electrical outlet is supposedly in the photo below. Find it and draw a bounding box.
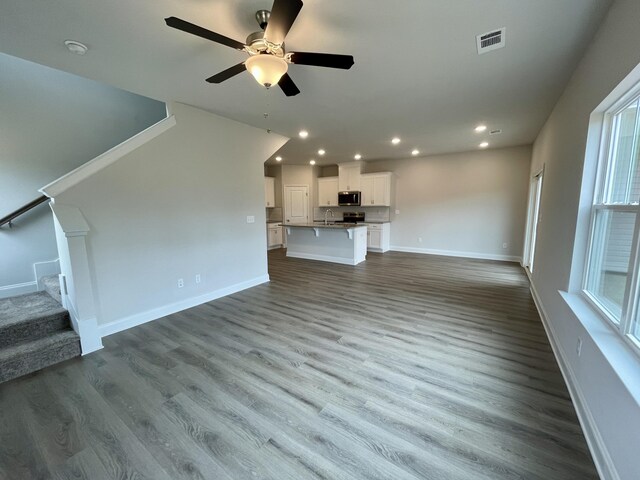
[576,338,583,357]
[177,278,184,288]
[246,215,255,224]
[195,274,201,284]
[502,242,508,249]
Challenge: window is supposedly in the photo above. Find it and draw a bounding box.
[584,91,640,348]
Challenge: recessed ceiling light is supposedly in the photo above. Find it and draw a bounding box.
[475,125,487,133]
[411,149,420,156]
[275,156,282,162]
[309,160,316,165]
[391,137,401,145]
[64,40,88,55]
[318,149,325,156]
[299,130,309,138]
[354,154,362,160]
[479,142,489,148]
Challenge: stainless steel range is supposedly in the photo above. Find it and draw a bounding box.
[341,212,365,224]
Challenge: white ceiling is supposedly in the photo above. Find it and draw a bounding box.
[0,0,611,166]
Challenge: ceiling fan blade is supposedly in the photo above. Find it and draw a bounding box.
[288,51,354,69]
[165,16,245,51]
[278,73,300,96]
[264,0,303,45]
[205,63,247,83]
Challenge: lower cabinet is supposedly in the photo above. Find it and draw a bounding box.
[366,223,390,252]
[267,224,283,249]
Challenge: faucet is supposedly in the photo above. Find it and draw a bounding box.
[324,209,334,225]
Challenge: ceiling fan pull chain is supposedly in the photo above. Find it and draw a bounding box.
[263,93,272,133]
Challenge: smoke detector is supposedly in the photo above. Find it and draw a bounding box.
[64,40,88,55]
[477,28,506,54]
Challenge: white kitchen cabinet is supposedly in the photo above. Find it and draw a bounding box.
[267,224,283,249]
[317,177,339,206]
[366,223,390,252]
[338,163,362,191]
[264,177,276,208]
[360,173,392,206]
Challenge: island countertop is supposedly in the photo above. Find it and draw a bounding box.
[285,223,367,230]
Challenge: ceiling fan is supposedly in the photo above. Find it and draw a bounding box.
[165,0,354,97]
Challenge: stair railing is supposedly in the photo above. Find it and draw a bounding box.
[0,195,48,228]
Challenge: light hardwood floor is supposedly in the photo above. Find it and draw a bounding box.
[0,249,598,479]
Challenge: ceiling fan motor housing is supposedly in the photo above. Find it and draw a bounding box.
[246,30,285,57]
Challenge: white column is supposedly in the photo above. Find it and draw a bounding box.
[51,203,102,354]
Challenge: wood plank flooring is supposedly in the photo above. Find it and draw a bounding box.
[0,249,599,479]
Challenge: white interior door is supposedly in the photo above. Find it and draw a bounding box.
[524,171,543,272]
[284,185,309,225]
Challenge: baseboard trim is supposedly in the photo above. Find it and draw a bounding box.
[0,281,38,299]
[390,245,521,263]
[529,282,619,480]
[66,301,103,355]
[286,252,363,265]
[98,274,270,338]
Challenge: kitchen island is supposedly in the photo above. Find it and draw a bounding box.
[284,223,367,265]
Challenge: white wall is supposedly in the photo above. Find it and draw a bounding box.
[55,102,287,329]
[0,53,166,292]
[528,0,640,478]
[366,146,531,261]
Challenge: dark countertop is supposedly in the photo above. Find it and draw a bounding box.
[287,223,367,229]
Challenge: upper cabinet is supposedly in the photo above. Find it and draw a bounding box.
[360,172,392,206]
[338,163,362,191]
[318,177,339,207]
[264,177,276,208]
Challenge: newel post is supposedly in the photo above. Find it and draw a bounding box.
[50,203,102,354]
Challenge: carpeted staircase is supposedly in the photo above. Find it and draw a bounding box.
[0,276,81,383]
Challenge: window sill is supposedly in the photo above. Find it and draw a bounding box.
[560,290,640,403]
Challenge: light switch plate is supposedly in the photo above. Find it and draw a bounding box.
[247,216,255,224]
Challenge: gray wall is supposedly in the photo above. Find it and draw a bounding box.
[528,0,640,477]
[0,53,166,290]
[56,102,287,327]
[366,146,532,260]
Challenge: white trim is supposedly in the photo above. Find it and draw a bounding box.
[0,281,37,299]
[390,245,521,263]
[34,258,60,290]
[66,301,103,355]
[40,115,177,198]
[529,283,620,480]
[98,274,270,338]
[285,252,363,265]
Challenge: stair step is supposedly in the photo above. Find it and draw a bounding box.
[0,330,81,383]
[41,274,62,305]
[0,291,70,348]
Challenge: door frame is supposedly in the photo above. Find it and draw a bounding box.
[523,167,544,273]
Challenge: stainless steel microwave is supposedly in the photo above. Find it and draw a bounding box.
[338,191,361,206]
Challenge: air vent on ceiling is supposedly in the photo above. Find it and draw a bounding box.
[490,129,502,135]
[477,28,506,54]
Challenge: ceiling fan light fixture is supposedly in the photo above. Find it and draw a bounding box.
[245,54,288,88]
